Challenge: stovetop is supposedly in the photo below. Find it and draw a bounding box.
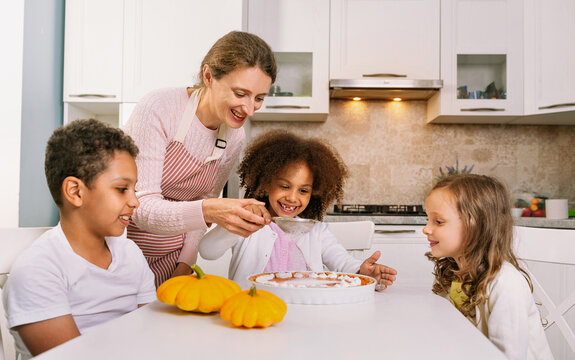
[327,204,426,216]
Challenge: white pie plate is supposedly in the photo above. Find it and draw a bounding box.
[248,271,376,305]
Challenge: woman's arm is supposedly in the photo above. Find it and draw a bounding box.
[16,315,80,356]
[124,89,209,235]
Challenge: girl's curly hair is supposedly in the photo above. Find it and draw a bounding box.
[238,130,348,220]
[425,174,531,319]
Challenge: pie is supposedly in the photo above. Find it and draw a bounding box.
[250,271,374,288]
[248,271,376,304]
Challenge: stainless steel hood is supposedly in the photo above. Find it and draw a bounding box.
[329,78,443,101]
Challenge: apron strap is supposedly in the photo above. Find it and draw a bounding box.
[174,88,228,164]
[174,89,202,143]
[204,125,227,163]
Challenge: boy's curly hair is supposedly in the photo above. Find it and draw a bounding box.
[45,119,139,207]
[238,130,348,220]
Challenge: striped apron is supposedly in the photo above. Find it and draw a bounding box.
[128,89,228,287]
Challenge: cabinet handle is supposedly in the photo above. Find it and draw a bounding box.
[265,105,311,109]
[538,102,575,110]
[460,108,505,112]
[69,94,117,98]
[363,73,407,78]
[374,230,416,234]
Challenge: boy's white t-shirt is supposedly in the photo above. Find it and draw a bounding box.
[2,223,156,358]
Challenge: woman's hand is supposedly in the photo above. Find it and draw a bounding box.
[202,198,271,237]
[171,262,193,277]
[359,251,398,291]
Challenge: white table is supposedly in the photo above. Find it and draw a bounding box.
[35,286,505,360]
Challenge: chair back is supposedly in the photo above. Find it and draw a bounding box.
[327,221,374,259]
[0,227,51,360]
[514,226,575,359]
[195,249,232,279]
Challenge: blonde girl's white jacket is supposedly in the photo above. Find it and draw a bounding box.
[443,262,554,360]
[199,222,362,289]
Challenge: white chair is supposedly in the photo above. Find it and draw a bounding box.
[327,220,375,259]
[195,249,232,278]
[514,226,575,360]
[0,227,51,360]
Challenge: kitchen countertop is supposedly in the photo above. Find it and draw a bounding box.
[325,214,575,230]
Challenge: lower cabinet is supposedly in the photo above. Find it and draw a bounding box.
[365,225,434,289]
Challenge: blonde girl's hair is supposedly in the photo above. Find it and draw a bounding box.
[193,31,277,88]
[426,174,531,318]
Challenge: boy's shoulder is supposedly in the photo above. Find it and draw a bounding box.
[8,226,72,277]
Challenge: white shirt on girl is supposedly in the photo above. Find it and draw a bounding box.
[199,221,362,289]
[444,262,553,360]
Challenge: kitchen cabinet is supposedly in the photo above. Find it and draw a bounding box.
[63,0,123,103]
[427,0,524,124]
[63,0,243,126]
[518,0,575,125]
[246,0,329,121]
[364,225,434,289]
[330,0,440,80]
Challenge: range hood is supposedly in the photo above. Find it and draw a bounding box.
[329,78,443,101]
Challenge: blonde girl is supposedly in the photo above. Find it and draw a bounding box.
[423,174,553,360]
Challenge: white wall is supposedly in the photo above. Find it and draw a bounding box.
[0,0,25,227]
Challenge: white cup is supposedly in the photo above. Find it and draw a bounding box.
[545,199,569,220]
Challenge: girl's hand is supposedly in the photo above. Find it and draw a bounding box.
[202,198,271,237]
[359,251,398,291]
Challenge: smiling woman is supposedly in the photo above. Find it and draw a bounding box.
[123,31,278,287]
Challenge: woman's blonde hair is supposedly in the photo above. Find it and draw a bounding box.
[194,31,277,88]
[426,174,531,318]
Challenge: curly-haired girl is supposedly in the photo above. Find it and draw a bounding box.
[423,174,552,360]
[199,130,397,290]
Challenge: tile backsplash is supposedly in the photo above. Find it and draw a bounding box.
[248,100,575,206]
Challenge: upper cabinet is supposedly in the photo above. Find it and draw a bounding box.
[63,0,123,103]
[121,0,242,103]
[330,0,440,80]
[427,0,524,123]
[247,0,329,121]
[63,0,243,126]
[519,0,575,125]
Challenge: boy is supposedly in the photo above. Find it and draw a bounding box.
[2,119,155,359]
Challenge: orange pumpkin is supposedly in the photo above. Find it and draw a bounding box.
[220,285,287,328]
[156,264,241,313]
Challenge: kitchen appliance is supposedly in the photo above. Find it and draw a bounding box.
[329,78,443,101]
[328,204,426,216]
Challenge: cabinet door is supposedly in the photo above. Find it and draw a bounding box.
[368,226,434,289]
[247,0,329,121]
[521,0,575,125]
[122,0,243,103]
[428,0,523,123]
[330,0,440,80]
[63,0,123,102]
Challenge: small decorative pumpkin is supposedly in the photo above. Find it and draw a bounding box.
[156,264,241,313]
[220,285,287,328]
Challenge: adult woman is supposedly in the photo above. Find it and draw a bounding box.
[124,31,277,286]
